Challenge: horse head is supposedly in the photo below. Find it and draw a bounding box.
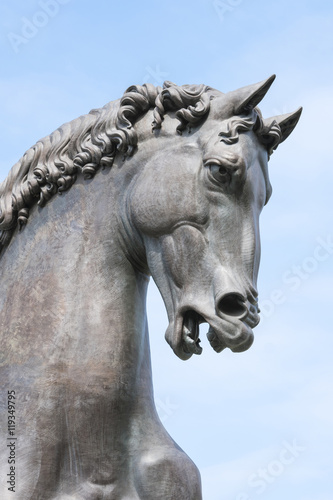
[0,76,301,365]
[125,76,302,360]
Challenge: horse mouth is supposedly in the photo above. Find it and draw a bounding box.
[180,306,259,358]
[182,310,205,355]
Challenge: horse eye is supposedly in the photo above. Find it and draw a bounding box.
[207,163,230,183]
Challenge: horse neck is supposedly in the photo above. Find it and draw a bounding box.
[1,167,154,402]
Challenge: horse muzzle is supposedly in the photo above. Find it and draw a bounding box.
[170,291,260,360]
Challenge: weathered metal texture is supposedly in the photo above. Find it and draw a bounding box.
[0,77,301,499]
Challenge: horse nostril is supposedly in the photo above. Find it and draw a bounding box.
[218,293,248,318]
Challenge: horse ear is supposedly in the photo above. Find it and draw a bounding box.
[231,75,276,114]
[262,107,303,145]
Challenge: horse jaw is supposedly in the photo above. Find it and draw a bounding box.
[147,225,260,362]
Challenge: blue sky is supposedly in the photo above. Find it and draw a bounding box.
[1,1,332,498]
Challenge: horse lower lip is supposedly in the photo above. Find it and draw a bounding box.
[207,326,226,353]
[231,332,254,352]
[207,318,255,353]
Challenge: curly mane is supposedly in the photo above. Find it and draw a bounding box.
[0,81,280,257]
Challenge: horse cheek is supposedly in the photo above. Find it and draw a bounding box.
[129,180,173,236]
[128,165,207,236]
[161,226,208,288]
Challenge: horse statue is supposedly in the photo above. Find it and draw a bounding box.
[0,76,301,499]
